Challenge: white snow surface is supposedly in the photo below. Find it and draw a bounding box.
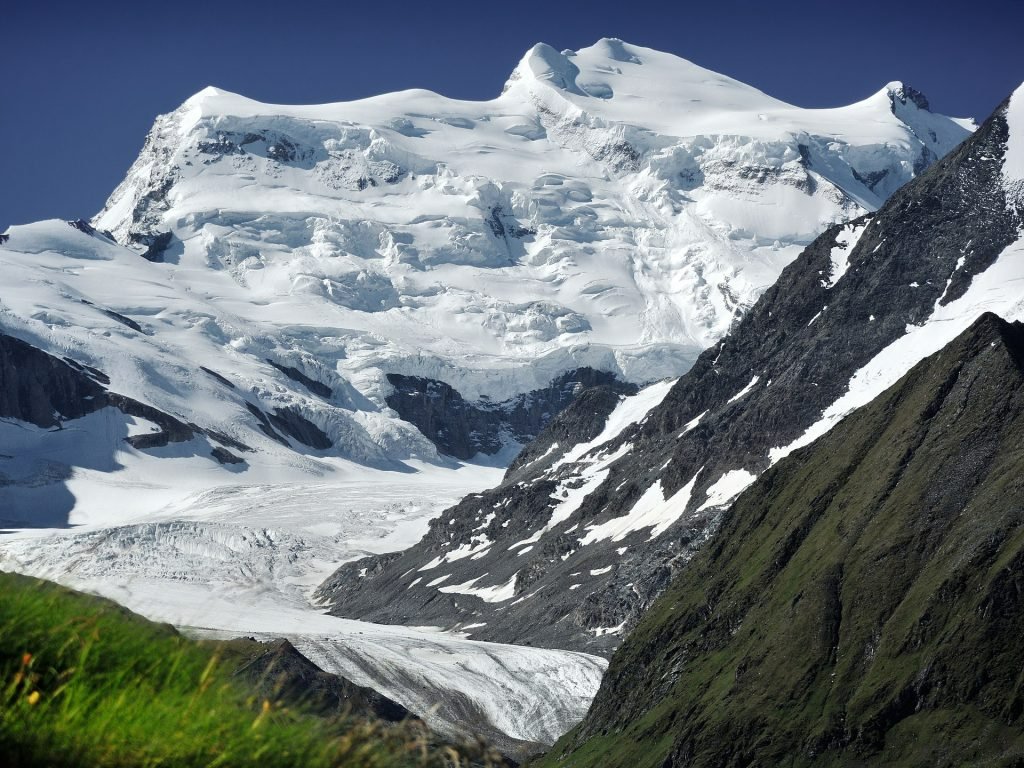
[696,469,758,512]
[0,42,980,748]
[771,233,1024,465]
[0,40,969,522]
[552,377,677,470]
[439,571,519,603]
[89,39,968,412]
[726,375,760,404]
[1004,83,1024,190]
[824,219,869,288]
[578,470,699,544]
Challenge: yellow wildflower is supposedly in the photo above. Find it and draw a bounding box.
[27,691,40,706]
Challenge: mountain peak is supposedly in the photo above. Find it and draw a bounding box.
[883,79,932,111]
[505,42,585,95]
[580,37,645,64]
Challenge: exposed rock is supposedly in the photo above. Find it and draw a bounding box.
[385,367,635,460]
[199,366,235,389]
[210,446,245,465]
[244,401,288,445]
[138,230,173,262]
[221,637,412,722]
[268,406,332,450]
[66,218,96,235]
[267,359,332,399]
[110,393,194,448]
[0,333,108,427]
[99,307,143,333]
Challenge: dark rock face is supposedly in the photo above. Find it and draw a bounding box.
[199,366,235,389]
[222,638,412,723]
[0,332,255,526]
[0,333,216,450]
[268,406,332,450]
[99,308,143,333]
[385,367,636,460]
[138,230,173,262]
[541,314,1024,768]
[0,334,109,427]
[504,385,631,478]
[245,401,288,445]
[242,401,331,450]
[318,98,1019,655]
[266,359,332,399]
[210,446,245,465]
[66,218,97,235]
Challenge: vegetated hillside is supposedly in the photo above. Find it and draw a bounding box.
[539,313,1024,768]
[0,571,505,768]
[317,86,1020,654]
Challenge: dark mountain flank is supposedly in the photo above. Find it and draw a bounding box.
[386,368,636,460]
[219,638,412,723]
[538,313,1024,768]
[317,95,1021,654]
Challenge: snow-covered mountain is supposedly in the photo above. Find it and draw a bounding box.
[1,40,971,523]
[320,83,1024,654]
[0,39,979,751]
[89,39,968,455]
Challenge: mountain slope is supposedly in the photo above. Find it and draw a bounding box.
[318,84,1021,654]
[538,312,1024,767]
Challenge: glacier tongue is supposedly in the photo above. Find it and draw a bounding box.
[0,472,606,752]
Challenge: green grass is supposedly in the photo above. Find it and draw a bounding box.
[0,571,501,768]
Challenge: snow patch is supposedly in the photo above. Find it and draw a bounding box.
[823,220,869,288]
[1004,84,1024,191]
[770,235,1024,464]
[578,471,700,545]
[727,375,760,404]
[439,571,519,603]
[551,378,677,471]
[696,469,757,512]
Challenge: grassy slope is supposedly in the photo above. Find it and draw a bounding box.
[0,571,501,768]
[538,315,1024,767]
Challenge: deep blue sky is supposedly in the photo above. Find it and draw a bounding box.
[3,0,1021,229]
